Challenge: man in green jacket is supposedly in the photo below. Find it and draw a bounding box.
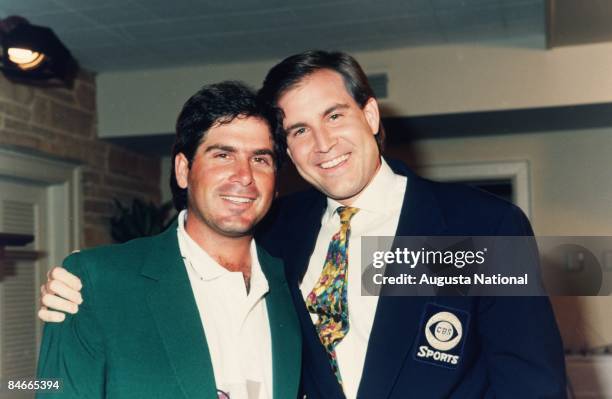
[36,81,301,399]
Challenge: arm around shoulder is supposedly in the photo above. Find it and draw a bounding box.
[36,252,106,398]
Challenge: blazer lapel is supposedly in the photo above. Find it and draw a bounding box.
[257,246,302,399]
[358,161,447,399]
[141,225,217,399]
[284,189,326,284]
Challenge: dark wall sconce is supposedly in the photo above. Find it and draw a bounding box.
[0,16,79,87]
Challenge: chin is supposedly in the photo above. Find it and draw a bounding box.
[322,183,361,201]
[217,226,254,237]
[213,218,257,237]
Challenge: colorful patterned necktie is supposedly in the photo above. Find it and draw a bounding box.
[306,206,359,384]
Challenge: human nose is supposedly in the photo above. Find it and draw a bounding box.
[313,126,336,153]
[230,157,254,186]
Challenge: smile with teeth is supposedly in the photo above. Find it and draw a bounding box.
[220,195,255,204]
[320,153,350,169]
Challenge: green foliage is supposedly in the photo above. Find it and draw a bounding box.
[110,198,176,243]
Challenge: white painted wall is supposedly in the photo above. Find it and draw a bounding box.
[97,37,612,137]
[566,356,612,399]
[97,60,272,137]
[386,127,612,353]
[403,129,612,236]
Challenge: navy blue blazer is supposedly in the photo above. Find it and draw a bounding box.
[256,159,566,399]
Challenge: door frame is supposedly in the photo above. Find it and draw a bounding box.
[419,160,531,218]
[0,147,82,356]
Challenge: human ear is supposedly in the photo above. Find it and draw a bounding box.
[363,97,380,135]
[175,153,190,189]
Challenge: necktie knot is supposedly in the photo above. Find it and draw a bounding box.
[337,206,359,225]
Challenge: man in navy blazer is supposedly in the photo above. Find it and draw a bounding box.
[255,50,566,399]
[39,50,566,398]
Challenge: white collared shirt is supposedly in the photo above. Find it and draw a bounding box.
[299,159,407,399]
[177,210,273,399]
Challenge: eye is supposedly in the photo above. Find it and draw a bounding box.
[253,156,272,166]
[293,127,306,137]
[329,113,342,121]
[214,152,230,159]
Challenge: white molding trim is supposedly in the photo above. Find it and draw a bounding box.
[566,355,612,399]
[419,160,531,218]
[0,147,82,353]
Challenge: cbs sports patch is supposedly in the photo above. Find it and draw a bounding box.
[413,303,470,369]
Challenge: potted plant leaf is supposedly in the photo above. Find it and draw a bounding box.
[110,198,176,243]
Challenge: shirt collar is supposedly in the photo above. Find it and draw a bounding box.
[176,210,268,293]
[324,158,403,221]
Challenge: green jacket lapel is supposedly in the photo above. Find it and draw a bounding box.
[257,245,302,399]
[141,224,217,399]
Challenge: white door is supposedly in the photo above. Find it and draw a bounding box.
[0,178,48,399]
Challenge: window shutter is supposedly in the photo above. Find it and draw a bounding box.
[0,199,37,379]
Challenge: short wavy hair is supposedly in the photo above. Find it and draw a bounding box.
[258,50,385,153]
[170,81,282,211]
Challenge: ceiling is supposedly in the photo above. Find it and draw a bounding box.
[0,0,546,72]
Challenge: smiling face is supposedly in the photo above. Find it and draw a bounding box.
[175,116,276,238]
[278,69,381,205]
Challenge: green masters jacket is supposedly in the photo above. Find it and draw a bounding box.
[36,223,302,398]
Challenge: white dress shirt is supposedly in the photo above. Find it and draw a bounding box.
[177,210,273,399]
[299,159,407,399]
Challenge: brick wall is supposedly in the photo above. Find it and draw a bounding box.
[0,71,161,247]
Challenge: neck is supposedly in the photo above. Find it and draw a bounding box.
[184,214,252,278]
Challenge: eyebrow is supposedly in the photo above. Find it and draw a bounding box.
[253,149,275,159]
[204,144,236,153]
[205,144,275,159]
[323,103,350,116]
[284,103,351,132]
